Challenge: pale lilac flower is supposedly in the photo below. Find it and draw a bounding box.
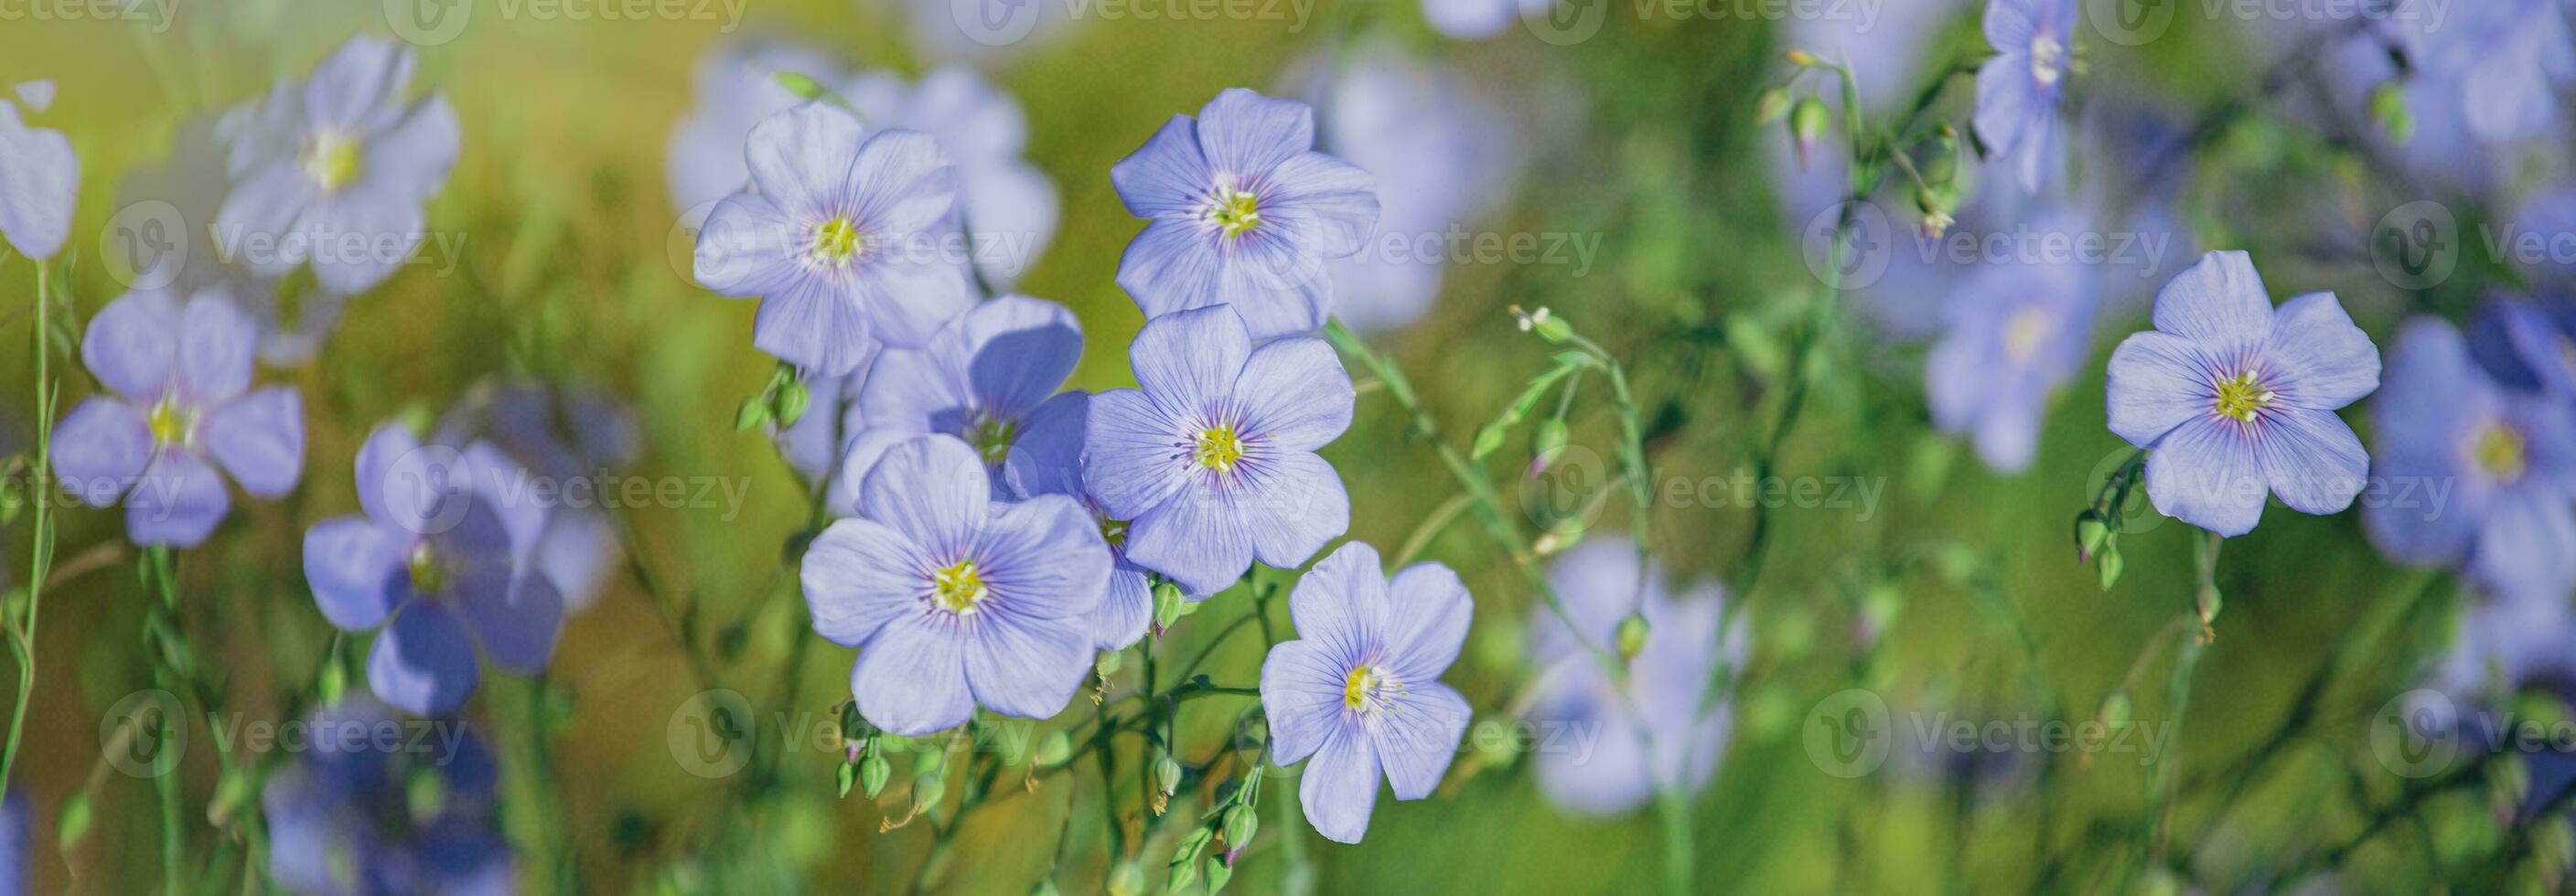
[1306,47,1521,332]
[2393,0,2575,145]
[845,66,1058,291]
[1526,539,1739,816]
[667,39,847,216]
[845,294,1085,496]
[262,698,511,895]
[303,424,564,715]
[1082,304,1354,594]
[0,789,22,896]
[1973,0,2076,193]
[800,435,1110,735]
[1005,390,1184,651]
[0,82,76,260]
[437,383,642,614]
[2468,294,2576,399]
[692,102,972,373]
[117,114,345,366]
[1418,0,1550,40]
[1260,541,1472,844]
[2105,251,2379,537]
[1927,246,2097,472]
[51,291,304,547]
[217,36,460,295]
[2365,318,2576,606]
[1111,89,1379,339]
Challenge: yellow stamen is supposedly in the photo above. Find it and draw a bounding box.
[146,399,189,447]
[2002,307,2052,361]
[2030,35,2066,88]
[812,217,864,264]
[932,561,988,614]
[1194,423,1246,472]
[301,129,363,191]
[1343,666,1375,709]
[407,543,447,597]
[2212,369,2273,423]
[1205,188,1261,237]
[2474,423,2528,481]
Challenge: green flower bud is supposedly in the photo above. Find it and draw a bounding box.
[1095,650,1124,677]
[1205,857,1234,893]
[2195,584,2223,626]
[2097,692,2131,728]
[1153,581,1187,635]
[1513,305,1573,343]
[837,761,858,797]
[1471,423,1508,460]
[860,753,890,799]
[1615,612,1650,660]
[1166,858,1198,892]
[1107,861,1146,896]
[2073,509,2110,561]
[734,396,771,432]
[1529,419,1570,475]
[1221,805,1258,859]
[2098,540,2123,591]
[910,770,946,813]
[1034,731,1073,767]
[1154,755,1183,797]
[775,378,810,427]
[2370,81,2413,144]
[1789,97,1830,169]
[1031,879,1064,896]
[1753,87,1791,125]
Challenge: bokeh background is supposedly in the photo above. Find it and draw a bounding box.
[0,0,2558,892]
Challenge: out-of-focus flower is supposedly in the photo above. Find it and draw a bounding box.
[846,295,1085,496]
[1972,0,2076,193]
[1417,0,1550,41]
[1526,539,1739,816]
[51,292,304,547]
[0,80,75,260]
[692,103,972,373]
[2105,251,2379,537]
[845,66,1058,291]
[1927,240,2097,472]
[1111,89,1379,339]
[2393,0,2574,145]
[0,789,23,896]
[116,115,346,366]
[303,424,564,715]
[1304,47,1521,332]
[1082,304,1353,594]
[667,39,846,216]
[1004,390,1187,651]
[777,349,875,493]
[1259,542,1472,843]
[2366,317,2576,605]
[437,382,643,614]
[800,435,1109,735]
[262,698,511,895]
[217,36,460,295]
[2468,294,2576,400]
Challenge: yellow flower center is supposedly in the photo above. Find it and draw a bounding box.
[1194,423,1245,472]
[932,560,989,614]
[1098,515,1128,551]
[2030,35,2066,88]
[146,398,191,447]
[407,543,448,597]
[1205,188,1261,237]
[2212,369,2273,423]
[2473,422,2528,480]
[811,217,864,265]
[2002,306,2052,361]
[1343,664,1403,713]
[301,129,364,192]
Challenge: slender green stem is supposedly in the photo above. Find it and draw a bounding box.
[1,264,54,811]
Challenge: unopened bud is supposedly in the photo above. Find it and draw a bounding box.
[1529,420,1570,475]
[1471,423,1507,460]
[909,769,944,812]
[734,396,770,432]
[1152,581,1187,635]
[2073,510,2109,562]
[1154,755,1183,797]
[1615,613,1650,659]
[1205,857,1235,892]
[1754,87,1791,125]
[1166,858,1198,892]
[1512,305,1573,343]
[1789,97,1830,170]
[837,761,858,797]
[775,378,810,426]
[1033,731,1072,766]
[1785,48,1819,67]
[2097,692,2131,728]
[1107,861,1145,896]
[2370,81,2413,144]
[1031,879,1064,896]
[1221,805,1258,860]
[2195,584,2223,626]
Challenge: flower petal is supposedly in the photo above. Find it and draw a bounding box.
[368,603,480,716]
[457,574,563,676]
[200,387,305,498]
[1081,388,1188,521]
[127,449,232,547]
[1259,639,1348,765]
[848,254,976,350]
[360,97,459,202]
[50,398,152,507]
[1296,724,1382,844]
[847,129,961,238]
[693,192,800,296]
[2151,251,2275,352]
[2256,408,2369,516]
[1085,566,1154,651]
[1001,390,1087,501]
[1196,89,1313,178]
[1234,336,1353,453]
[303,516,402,631]
[2144,416,2268,538]
[303,186,425,295]
[956,295,1081,417]
[1111,114,1210,219]
[743,102,867,217]
[302,36,413,129]
[752,272,877,377]
[2105,330,2221,449]
[1289,541,1390,665]
[2468,487,2576,606]
[1383,562,1471,684]
[80,291,180,403]
[963,610,1089,720]
[1123,484,1255,596]
[1375,681,1468,801]
[1261,151,1379,259]
[2262,292,2380,411]
[859,435,992,558]
[1238,452,1349,571]
[852,613,973,736]
[1129,304,1249,420]
[980,494,1111,620]
[801,517,932,646]
[177,291,254,403]
[0,102,78,261]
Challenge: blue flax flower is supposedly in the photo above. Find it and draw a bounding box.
[846,294,1086,496]
[2105,251,2379,537]
[1527,539,1739,816]
[304,423,564,715]
[262,698,511,895]
[51,291,305,547]
[0,80,75,260]
[1260,541,1472,844]
[0,789,21,896]
[1972,0,2076,193]
[438,382,642,614]
[1311,47,1521,332]
[2468,295,2576,400]
[845,66,1059,292]
[2395,0,2575,145]
[693,102,972,373]
[217,36,459,295]
[800,435,1110,735]
[1082,304,1354,595]
[1927,249,2096,472]
[1004,390,1193,651]
[1111,89,1379,339]
[2365,318,2576,606]
[666,39,848,215]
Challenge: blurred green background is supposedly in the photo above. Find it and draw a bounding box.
[0,0,2517,892]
